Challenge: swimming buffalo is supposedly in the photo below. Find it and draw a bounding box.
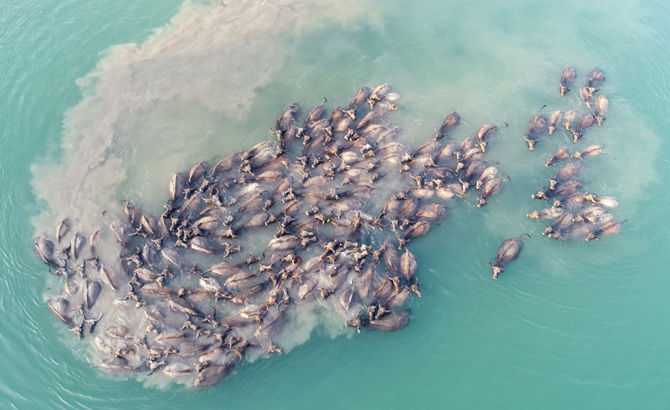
[545,147,570,167]
[490,234,529,279]
[594,95,609,126]
[570,113,596,143]
[547,111,563,135]
[522,106,547,150]
[435,112,460,140]
[559,66,577,96]
[571,145,603,160]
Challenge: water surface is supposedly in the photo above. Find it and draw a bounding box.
[3,0,670,408]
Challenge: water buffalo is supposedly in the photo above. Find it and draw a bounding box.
[583,193,618,208]
[563,109,577,131]
[527,204,563,221]
[463,160,487,182]
[550,180,582,197]
[400,249,418,284]
[385,288,411,310]
[522,106,547,150]
[490,234,530,279]
[457,138,474,161]
[356,264,375,304]
[414,203,447,221]
[476,124,498,152]
[369,84,391,102]
[555,193,585,210]
[376,127,400,145]
[192,362,236,390]
[304,98,327,128]
[476,166,498,189]
[435,112,460,140]
[339,283,356,312]
[547,111,563,135]
[123,202,141,229]
[48,298,74,327]
[571,145,604,160]
[477,179,503,207]
[368,309,411,332]
[550,162,582,190]
[211,152,243,177]
[347,309,412,332]
[397,198,420,220]
[586,68,605,87]
[356,109,386,130]
[546,147,570,167]
[382,240,400,276]
[570,113,596,143]
[586,220,622,241]
[350,87,372,111]
[188,162,208,186]
[34,237,56,266]
[542,212,575,237]
[164,362,193,378]
[434,142,456,163]
[276,104,300,131]
[594,95,609,126]
[412,140,441,157]
[559,66,577,96]
[169,297,204,318]
[254,310,286,341]
[579,206,608,223]
[56,218,71,243]
[579,86,595,109]
[403,221,431,244]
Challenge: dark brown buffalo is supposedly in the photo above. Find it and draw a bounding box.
[571,113,596,143]
[547,111,563,135]
[404,221,431,242]
[490,234,529,280]
[586,220,623,241]
[559,66,576,96]
[350,87,372,111]
[35,237,56,266]
[586,68,605,87]
[304,99,327,128]
[476,124,498,152]
[545,147,570,167]
[594,95,609,126]
[277,104,300,131]
[435,112,460,140]
[477,179,503,207]
[549,162,582,190]
[414,203,446,221]
[192,362,236,390]
[369,309,411,332]
[356,109,386,130]
[522,106,547,151]
[211,152,243,177]
[383,240,400,276]
[400,249,418,284]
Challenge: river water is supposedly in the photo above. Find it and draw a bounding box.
[3,0,670,408]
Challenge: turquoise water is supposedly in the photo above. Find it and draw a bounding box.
[3,0,670,408]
